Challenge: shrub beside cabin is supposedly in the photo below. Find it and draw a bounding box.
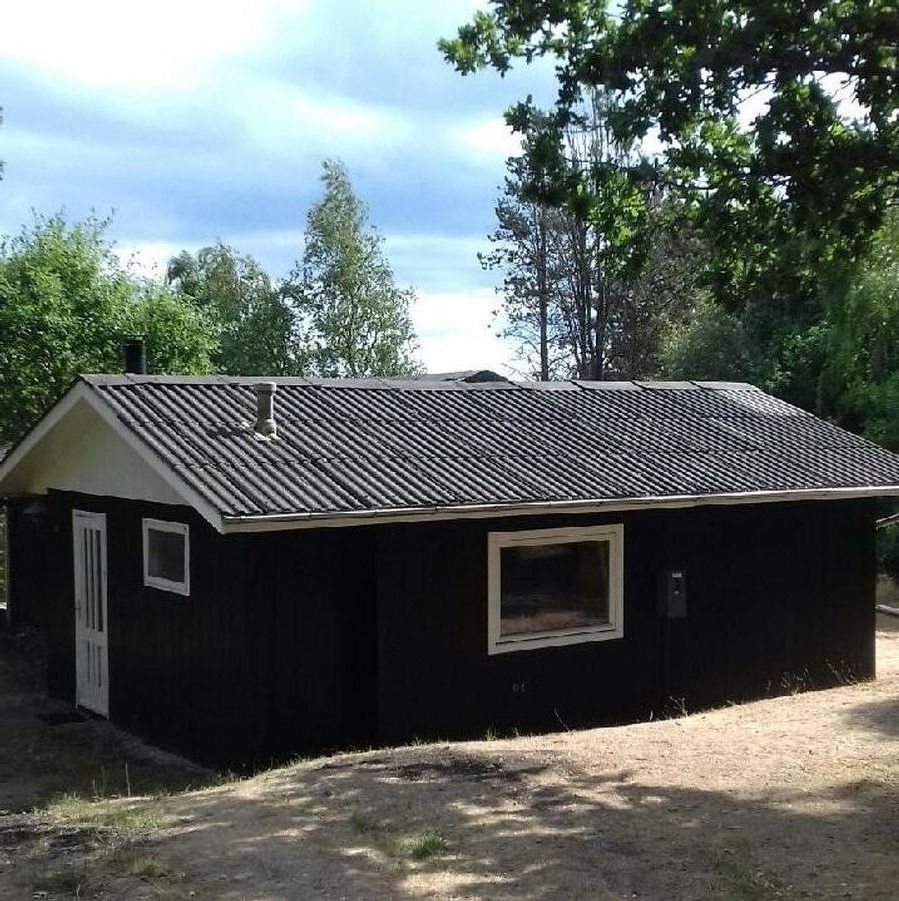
[2,370,899,766]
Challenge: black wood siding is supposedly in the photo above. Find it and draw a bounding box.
[34,493,875,765]
[39,491,378,766]
[42,492,258,764]
[373,500,876,745]
[243,529,377,757]
[5,497,53,628]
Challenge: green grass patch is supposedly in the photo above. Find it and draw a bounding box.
[348,813,448,862]
[44,793,166,833]
[400,828,448,860]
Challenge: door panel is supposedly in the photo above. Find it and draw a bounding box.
[73,511,109,716]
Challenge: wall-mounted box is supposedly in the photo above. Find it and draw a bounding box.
[658,569,687,619]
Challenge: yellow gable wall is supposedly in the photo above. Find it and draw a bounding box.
[3,399,187,507]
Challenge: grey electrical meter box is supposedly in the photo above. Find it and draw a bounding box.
[658,569,687,619]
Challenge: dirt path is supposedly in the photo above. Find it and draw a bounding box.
[2,617,898,899]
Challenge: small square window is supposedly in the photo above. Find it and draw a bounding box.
[488,525,623,654]
[142,519,190,595]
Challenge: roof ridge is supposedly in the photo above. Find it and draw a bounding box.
[81,374,758,391]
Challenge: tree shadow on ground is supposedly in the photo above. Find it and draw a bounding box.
[837,616,899,741]
[139,741,898,901]
[0,627,212,813]
[839,694,899,739]
[3,619,898,898]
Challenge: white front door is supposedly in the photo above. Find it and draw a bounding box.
[73,510,109,716]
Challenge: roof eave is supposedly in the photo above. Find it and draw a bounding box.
[220,485,899,533]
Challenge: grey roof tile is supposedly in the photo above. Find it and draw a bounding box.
[82,375,899,519]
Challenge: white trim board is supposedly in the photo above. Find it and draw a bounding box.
[0,381,224,532]
[221,485,899,532]
[142,518,191,596]
[487,523,624,655]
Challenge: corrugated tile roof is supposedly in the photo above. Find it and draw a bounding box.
[82,374,899,522]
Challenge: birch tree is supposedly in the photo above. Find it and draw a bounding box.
[288,160,420,378]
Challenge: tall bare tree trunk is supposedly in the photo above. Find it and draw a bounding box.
[536,206,550,381]
[595,277,606,381]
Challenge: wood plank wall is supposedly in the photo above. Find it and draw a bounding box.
[34,492,876,765]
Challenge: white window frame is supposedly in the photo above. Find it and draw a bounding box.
[142,518,190,596]
[487,524,624,655]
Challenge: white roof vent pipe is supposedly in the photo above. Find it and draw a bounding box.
[254,382,278,439]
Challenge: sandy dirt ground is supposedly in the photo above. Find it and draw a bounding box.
[0,629,209,814]
[1,615,898,900]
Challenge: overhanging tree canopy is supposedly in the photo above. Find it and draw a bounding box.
[441,1,899,314]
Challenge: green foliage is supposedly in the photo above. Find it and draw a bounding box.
[167,243,298,376]
[0,214,217,444]
[481,135,571,379]
[0,214,129,443]
[608,200,707,379]
[658,295,753,382]
[128,281,217,376]
[820,210,899,449]
[288,160,420,378]
[0,177,421,445]
[861,374,899,452]
[441,0,899,355]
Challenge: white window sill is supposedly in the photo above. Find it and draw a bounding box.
[144,576,190,596]
[489,623,624,655]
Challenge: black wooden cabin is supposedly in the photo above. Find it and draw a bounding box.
[1,373,897,766]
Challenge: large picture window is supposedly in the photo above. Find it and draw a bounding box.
[488,525,623,654]
[142,518,190,596]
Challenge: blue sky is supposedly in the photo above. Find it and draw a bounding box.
[0,1,556,372]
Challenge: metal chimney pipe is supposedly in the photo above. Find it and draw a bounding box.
[124,337,147,374]
[254,382,277,438]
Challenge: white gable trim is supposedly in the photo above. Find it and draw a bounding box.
[0,381,224,532]
[220,484,899,533]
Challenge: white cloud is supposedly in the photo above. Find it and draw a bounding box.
[411,289,517,375]
[1,0,544,382]
[291,94,396,140]
[238,81,414,157]
[453,117,522,164]
[0,0,303,91]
